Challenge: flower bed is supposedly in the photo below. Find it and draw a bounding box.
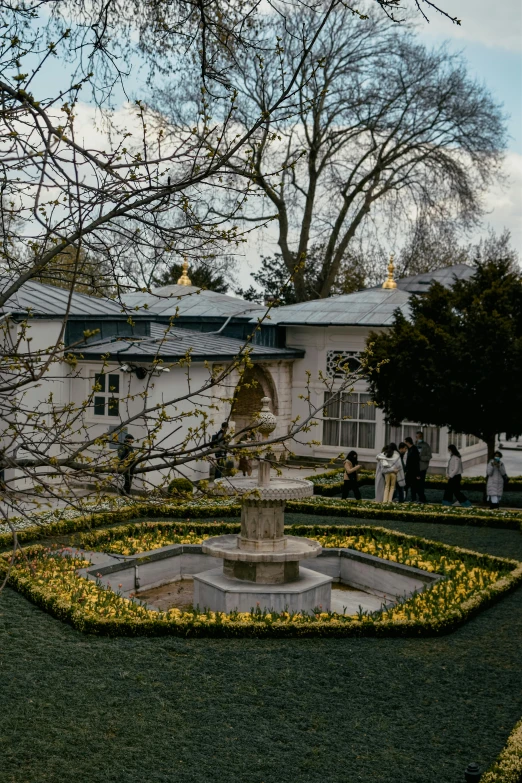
[0,498,241,550]
[286,496,522,530]
[308,469,522,495]
[1,493,521,554]
[2,522,521,638]
[482,717,522,783]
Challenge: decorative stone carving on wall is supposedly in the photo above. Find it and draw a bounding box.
[326,350,361,379]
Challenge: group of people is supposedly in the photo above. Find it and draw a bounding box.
[117,425,509,509]
[343,431,436,504]
[342,432,509,509]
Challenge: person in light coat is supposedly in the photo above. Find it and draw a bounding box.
[443,444,471,507]
[374,447,388,502]
[375,443,402,503]
[486,451,508,509]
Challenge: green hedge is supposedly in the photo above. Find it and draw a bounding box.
[2,493,521,554]
[3,521,522,639]
[309,469,522,495]
[482,717,522,783]
[0,500,241,550]
[286,497,522,530]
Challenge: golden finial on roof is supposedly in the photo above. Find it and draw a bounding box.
[177,258,192,286]
[382,254,397,290]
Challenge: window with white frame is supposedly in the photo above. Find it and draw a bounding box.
[385,422,440,453]
[91,371,121,418]
[322,392,376,449]
[449,432,481,450]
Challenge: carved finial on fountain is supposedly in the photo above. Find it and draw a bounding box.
[256,397,276,487]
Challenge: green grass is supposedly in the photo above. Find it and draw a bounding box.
[285,513,522,561]
[1,514,522,783]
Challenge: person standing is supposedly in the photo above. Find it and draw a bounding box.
[415,430,432,503]
[486,451,508,509]
[238,434,254,477]
[443,444,472,507]
[393,443,408,502]
[404,437,421,502]
[382,442,401,503]
[374,445,389,502]
[211,422,229,480]
[117,434,135,495]
[342,450,362,500]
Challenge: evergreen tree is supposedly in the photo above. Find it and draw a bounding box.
[154,262,229,293]
[236,246,365,304]
[364,259,522,460]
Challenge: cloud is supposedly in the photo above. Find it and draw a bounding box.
[418,0,522,52]
[477,151,522,255]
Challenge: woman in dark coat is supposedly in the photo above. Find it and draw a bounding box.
[342,450,362,500]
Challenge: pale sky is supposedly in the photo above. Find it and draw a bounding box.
[237,0,522,288]
[27,0,522,287]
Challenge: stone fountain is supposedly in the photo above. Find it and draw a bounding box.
[193,398,332,614]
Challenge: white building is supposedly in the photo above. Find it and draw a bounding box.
[0,263,485,490]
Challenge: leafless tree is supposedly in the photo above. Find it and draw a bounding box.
[194,7,506,301]
[0,0,466,543]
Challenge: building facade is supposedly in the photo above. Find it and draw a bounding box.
[0,263,485,491]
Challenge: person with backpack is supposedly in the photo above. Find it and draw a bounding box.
[415,430,432,503]
[117,434,135,495]
[486,451,508,509]
[443,444,472,507]
[342,450,362,500]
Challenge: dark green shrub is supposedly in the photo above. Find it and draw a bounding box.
[168,477,194,497]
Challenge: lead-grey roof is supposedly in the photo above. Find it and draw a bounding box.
[390,264,475,294]
[0,279,123,317]
[251,264,476,326]
[73,323,304,362]
[121,284,260,319]
[250,288,411,327]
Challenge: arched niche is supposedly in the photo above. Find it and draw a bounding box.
[231,364,278,437]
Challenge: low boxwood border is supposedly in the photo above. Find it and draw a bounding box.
[482,717,522,783]
[1,494,521,553]
[286,498,522,530]
[309,469,522,495]
[3,522,522,639]
[0,500,241,550]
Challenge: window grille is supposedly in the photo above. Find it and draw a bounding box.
[326,350,361,379]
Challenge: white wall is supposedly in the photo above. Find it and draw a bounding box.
[70,360,214,487]
[1,318,70,490]
[285,324,486,472]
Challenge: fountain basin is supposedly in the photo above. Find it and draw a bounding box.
[193,566,332,614]
[213,476,314,500]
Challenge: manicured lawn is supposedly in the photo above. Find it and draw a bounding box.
[285,512,522,561]
[1,514,522,783]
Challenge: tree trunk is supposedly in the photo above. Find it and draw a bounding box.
[485,433,496,462]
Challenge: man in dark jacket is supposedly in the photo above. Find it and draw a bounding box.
[404,436,421,501]
[211,423,228,480]
[415,430,432,503]
[117,434,135,495]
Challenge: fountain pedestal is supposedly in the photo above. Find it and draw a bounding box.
[193,399,332,614]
